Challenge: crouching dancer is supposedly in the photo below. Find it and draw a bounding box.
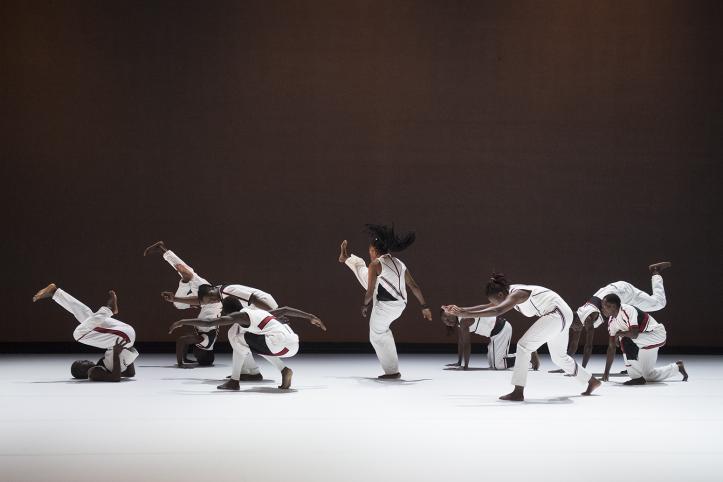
[169,298,326,389]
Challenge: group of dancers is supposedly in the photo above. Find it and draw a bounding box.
[31,224,687,400]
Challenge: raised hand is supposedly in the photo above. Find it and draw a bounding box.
[441,305,462,315]
[112,338,127,354]
[161,291,175,302]
[143,241,167,256]
[338,240,350,263]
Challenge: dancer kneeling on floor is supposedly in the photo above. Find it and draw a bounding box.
[169,298,326,390]
[601,293,687,385]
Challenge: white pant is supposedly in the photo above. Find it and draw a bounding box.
[228,324,298,379]
[511,304,591,387]
[345,254,370,290]
[627,347,678,382]
[488,322,512,370]
[53,288,138,370]
[620,275,667,312]
[370,300,406,374]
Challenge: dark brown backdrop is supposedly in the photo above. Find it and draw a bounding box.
[2,1,721,348]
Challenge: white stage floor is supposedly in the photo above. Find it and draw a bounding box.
[1,353,721,482]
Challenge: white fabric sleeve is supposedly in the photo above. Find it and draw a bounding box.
[344,254,369,290]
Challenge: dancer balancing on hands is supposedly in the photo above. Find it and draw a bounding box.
[144,240,221,368]
[339,224,432,379]
[443,273,602,401]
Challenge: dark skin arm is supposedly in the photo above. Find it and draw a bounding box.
[446,324,463,367]
[161,291,201,306]
[169,306,326,333]
[568,318,583,356]
[582,319,595,367]
[603,336,617,382]
[88,339,125,382]
[443,290,530,318]
[272,306,327,331]
[458,318,477,369]
[143,240,167,256]
[405,270,433,321]
[176,333,203,367]
[362,259,381,316]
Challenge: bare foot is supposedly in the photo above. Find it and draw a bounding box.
[338,240,350,263]
[677,360,688,381]
[499,386,525,401]
[623,377,647,385]
[649,261,672,274]
[582,377,602,396]
[239,373,263,381]
[279,367,293,389]
[377,372,401,380]
[107,290,118,314]
[531,352,540,371]
[32,283,57,302]
[217,379,240,390]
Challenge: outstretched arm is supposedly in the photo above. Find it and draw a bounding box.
[169,315,240,334]
[89,339,125,382]
[405,270,432,321]
[582,321,595,367]
[271,306,327,331]
[162,292,201,306]
[444,291,528,318]
[603,336,617,382]
[459,318,475,369]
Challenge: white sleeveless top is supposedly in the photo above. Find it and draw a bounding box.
[375,254,407,302]
[509,284,564,318]
[468,316,497,337]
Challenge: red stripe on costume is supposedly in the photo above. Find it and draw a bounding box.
[93,327,131,344]
[639,313,649,332]
[643,341,666,350]
[258,316,274,330]
[273,347,289,356]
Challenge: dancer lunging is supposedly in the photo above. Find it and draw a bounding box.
[339,225,432,379]
[33,284,138,382]
[443,274,601,401]
[170,298,326,389]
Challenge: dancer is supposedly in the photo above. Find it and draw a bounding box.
[338,225,432,379]
[161,282,280,381]
[443,273,601,401]
[169,297,326,389]
[601,293,687,384]
[144,240,220,367]
[440,311,540,370]
[564,261,672,371]
[32,284,138,382]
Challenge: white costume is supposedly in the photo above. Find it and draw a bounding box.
[467,316,513,370]
[163,250,221,349]
[217,284,281,379]
[52,288,138,372]
[345,253,407,375]
[577,275,667,329]
[608,303,678,382]
[227,308,299,379]
[509,284,591,388]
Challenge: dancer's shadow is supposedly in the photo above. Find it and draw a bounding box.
[457,395,576,407]
[607,381,669,387]
[592,373,627,378]
[161,377,276,386]
[443,367,492,371]
[139,364,229,368]
[30,378,136,384]
[331,376,432,385]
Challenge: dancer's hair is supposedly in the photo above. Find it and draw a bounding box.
[603,293,622,308]
[485,272,511,297]
[70,360,92,379]
[221,296,243,315]
[197,284,214,299]
[193,346,215,366]
[365,224,415,254]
